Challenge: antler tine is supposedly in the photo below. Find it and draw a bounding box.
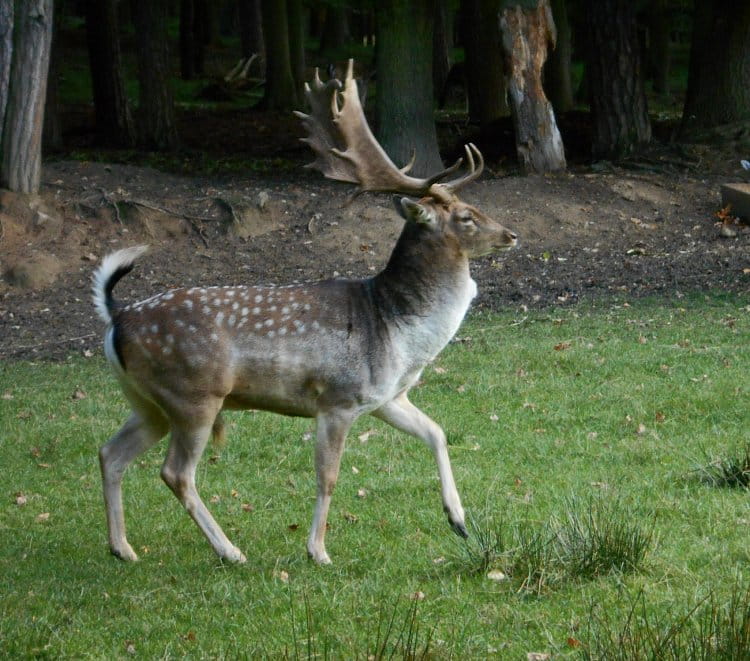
[439,143,485,193]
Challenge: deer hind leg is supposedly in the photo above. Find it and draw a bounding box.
[100,400,168,561]
[160,406,246,564]
[307,410,356,565]
[373,392,468,538]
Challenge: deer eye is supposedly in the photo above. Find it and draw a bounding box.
[456,213,476,226]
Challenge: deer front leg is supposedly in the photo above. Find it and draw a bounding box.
[307,410,355,564]
[373,392,468,538]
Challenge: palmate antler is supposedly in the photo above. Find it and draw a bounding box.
[294,60,484,203]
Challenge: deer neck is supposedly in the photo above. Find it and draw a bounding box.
[371,222,476,330]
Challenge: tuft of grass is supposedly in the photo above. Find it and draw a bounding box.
[582,584,750,660]
[453,498,653,589]
[552,496,654,579]
[696,443,750,489]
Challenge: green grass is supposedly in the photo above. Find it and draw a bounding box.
[1,294,749,658]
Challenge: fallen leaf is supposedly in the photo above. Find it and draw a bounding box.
[457,384,466,393]
[486,570,507,582]
[2,390,13,400]
[433,366,447,374]
[17,411,32,420]
[184,631,196,642]
[15,493,27,506]
[358,429,377,443]
[230,489,239,498]
[638,335,647,344]
[432,556,445,564]
[209,494,220,504]
[567,637,581,648]
[302,432,313,442]
[288,523,299,531]
[554,341,571,351]
[655,411,666,423]
[343,511,358,523]
[71,389,87,401]
[36,512,50,522]
[637,423,647,435]
[82,349,94,358]
[489,414,499,422]
[351,465,360,474]
[36,463,51,469]
[409,591,426,601]
[125,642,136,655]
[274,570,289,583]
[357,488,367,499]
[527,654,550,661]
[241,503,254,512]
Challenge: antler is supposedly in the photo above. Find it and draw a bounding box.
[294,60,484,203]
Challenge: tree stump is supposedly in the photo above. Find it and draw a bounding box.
[500,0,566,175]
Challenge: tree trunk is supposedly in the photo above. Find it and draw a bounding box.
[500,1,566,173]
[132,0,179,150]
[680,0,750,134]
[647,0,670,95]
[260,0,299,110]
[544,0,573,113]
[433,0,452,105]
[287,0,305,89]
[0,0,13,138]
[239,0,265,65]
[462,0,508,125]
[1,0,54,194]
[85,0,134,147]
[584,0,650,159]
[376,0,444,176]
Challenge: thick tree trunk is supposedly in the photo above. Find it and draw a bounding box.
[132,0,179,150]
[462,0,508,125]
[0,0,13,138]
[239,0,265,65]
[287,0,305,90]
[1,0,54,194]
[85,0,134,147]
[544,0,573,113]
[500,1,566,173]
[680,0,750,135]
[260,0,299,110]
[584,0,650,159]
[376,0,444,176]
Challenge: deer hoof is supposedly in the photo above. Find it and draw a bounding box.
[449,519,469,539]
[110,544,139,562]
[307,548,332,565]
[220,547,247,564]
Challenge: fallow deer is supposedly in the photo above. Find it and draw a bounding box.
[93,60,517,565]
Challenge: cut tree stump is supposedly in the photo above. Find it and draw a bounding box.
[721,183,750,221]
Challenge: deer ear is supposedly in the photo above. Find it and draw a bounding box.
[394,197,437,226]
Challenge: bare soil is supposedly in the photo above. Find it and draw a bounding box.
[1,111,748,362]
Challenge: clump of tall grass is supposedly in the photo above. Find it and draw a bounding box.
[695,443,750,489]
[581,583,750,660]
[452,497,654,591]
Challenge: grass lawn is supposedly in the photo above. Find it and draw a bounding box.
[1,294,749,659]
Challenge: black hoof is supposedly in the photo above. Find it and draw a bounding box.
[450,519,469,539]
